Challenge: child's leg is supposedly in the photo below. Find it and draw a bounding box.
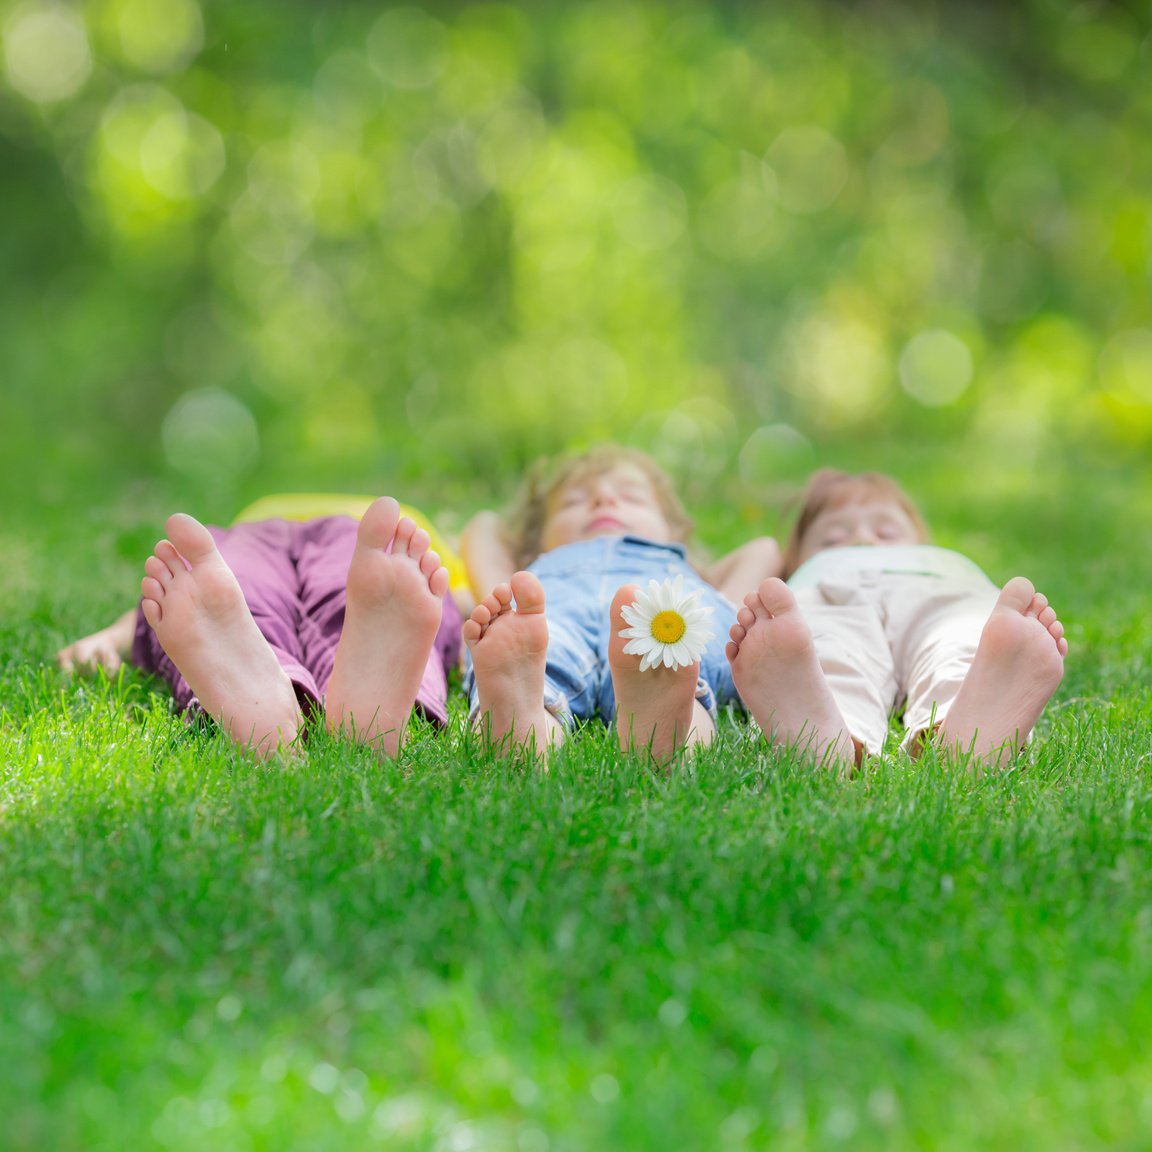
[893,578,996,751]
[464,571,564,755]
[931,577,1067,767]
[608,584,715,762]
[322,498,448,757]
[726,579,865,771]
[140,514,303,758]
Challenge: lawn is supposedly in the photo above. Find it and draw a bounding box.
[2,454,1150,1151]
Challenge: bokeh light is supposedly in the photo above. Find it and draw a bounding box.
[697,170,779,262]
[3,2,91,103]
[899,330,974,408]
[1098,330,1152,404]
[161,389,260,481]
[787,311,890,426]
[106,0,204,75]
[766,126,850,215]
[367,7,448,90]
[139,107,224,199]
[612,174,688,252]
[2,2,1149,500]
[739,425,814,487]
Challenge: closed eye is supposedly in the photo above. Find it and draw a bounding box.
[618,485,654,504]
[558,488,588,508]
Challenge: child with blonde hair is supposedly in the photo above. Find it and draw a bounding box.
[726,469,1068,771]
[461,445,780,763]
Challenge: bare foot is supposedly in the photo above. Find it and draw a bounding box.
[726,578,857,770]
[609,583,713,762]
[141,513,302,757]
[324,498,448,757]
[463,571,561,755]
[935,576,1067,768]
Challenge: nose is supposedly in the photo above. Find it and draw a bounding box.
[849,524,877,546]
[591,480,619,506]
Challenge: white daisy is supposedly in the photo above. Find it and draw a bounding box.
[618,575,716,672]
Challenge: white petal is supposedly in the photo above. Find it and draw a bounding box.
[652,578,673,610]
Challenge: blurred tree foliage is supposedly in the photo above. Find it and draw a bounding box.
[1,0,1150,513]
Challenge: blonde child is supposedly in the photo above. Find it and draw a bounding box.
[460,446,781,763]
[726,469,1068,771]
[58,499,461,760]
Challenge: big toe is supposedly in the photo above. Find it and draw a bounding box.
[997,576,1038,614]
[510,571,546,615]
[611,583,640,626]
[165,513,219,565]
[357,497,402,550]
[756,577,799,617]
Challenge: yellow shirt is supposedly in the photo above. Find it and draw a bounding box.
[233,493,469,594]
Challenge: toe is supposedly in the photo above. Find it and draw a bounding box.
[141,590,162,628]
[358,497,402,550]
[146,553,176,584]
[428,565,450,600]
[165,513,218,565]
[611,583,640,624]
[756,577,798,617]
[510,571,546,614]
[997,576,1037,613]
[390,515,417,555]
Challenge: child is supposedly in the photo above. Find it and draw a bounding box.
[459,445,781,763]
[726,469,1068,771]
[58,498,462,760]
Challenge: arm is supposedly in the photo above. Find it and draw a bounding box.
[459,510,518,596]
[56,607,138,675]
[704,536,784,603]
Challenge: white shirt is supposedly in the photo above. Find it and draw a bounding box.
[789,545,991,589]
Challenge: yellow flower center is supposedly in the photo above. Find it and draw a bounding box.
[650,610,687,645]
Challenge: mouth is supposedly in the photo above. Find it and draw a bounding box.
[587,516,626,533]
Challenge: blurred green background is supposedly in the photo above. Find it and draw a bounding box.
[2,0,1151,527]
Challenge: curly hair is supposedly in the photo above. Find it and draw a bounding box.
[781,469,930,578]
[506,445,694,569]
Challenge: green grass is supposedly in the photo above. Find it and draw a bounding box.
[2,466,1151,1151]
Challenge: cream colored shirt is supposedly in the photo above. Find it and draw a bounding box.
[788,545,990,590]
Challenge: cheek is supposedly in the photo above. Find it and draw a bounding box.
[642,511,674,540]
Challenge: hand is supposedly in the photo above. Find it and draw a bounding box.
[707,537,785,603]
[56,609,136,674]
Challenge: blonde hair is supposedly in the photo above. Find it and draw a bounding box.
[781,469,930,578]
[507,445,694,568]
